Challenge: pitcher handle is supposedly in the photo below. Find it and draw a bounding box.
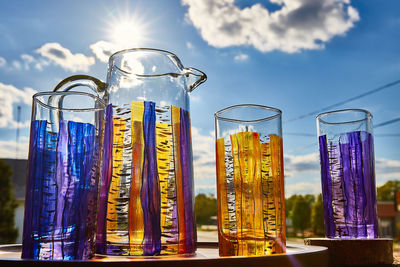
[53,74,106,98]
[184,67,207,92]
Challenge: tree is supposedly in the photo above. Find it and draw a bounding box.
[0,159,18,244]
[195,194,217,226]
[291,195,311,236]
[285,194,299,218]
[311,194,325,236]
[377,180,400,201]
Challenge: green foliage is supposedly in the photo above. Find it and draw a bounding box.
[311,194,325,236]
[285,194,299,217]
[0,159,18,244]
[195,194,217,226]
[291,195,312,236]
[377,180,400,201]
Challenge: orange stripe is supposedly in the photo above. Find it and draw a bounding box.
[128,101,145,255]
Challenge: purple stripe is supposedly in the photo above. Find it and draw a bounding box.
[179,109,195,253]
[141,101,161,255]
[75,123,96,258]
[361,132,378,237]
[96,104,113,254]
[318,135,335,238]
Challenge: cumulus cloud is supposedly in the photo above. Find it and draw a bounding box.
[0,138,29,159]
[0,82,36,128]
[234,53,249,62]
[284,152,320,177]
[182,0,360,53]
[35,42,95,72]
[90,40,117,63]
[12,60,22,70]
[0,57,6,68]
[21,54,35,70]
[192,127,216,180]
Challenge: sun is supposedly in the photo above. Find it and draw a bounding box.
[103,4,153,50]
[111,18,147,48]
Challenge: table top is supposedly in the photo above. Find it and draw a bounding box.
[0,242,328,266]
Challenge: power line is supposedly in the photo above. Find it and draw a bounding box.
[285,79,400,123]
[375,116,400,128]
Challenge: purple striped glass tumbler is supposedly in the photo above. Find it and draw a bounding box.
[22,92,105,260]
[316,109,378,239]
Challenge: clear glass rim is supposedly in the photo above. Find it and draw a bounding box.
[316,108,372,125]
[214,104,282,123]
[33,91,106,112]
[109,47,184,77]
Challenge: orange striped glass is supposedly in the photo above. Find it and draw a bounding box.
[214,105,286,256]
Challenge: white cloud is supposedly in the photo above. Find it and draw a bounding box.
[90,40,117,63]
[0,57,6,68]
[35,42,95,72]
[234,53,249,62]
[21,54,34,70]
[192,127,216,181]
[182,0,360,53]
[0,138,29,159]
[286,182,321,197]
[12,60,21,70]
[0,82,36,128]
[284,152,320,177]
[375,157,400,185]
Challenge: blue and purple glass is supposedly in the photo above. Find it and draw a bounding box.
[22,92,104,260]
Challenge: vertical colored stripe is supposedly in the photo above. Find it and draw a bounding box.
[361,132,378,237]
[141,101,161,255]
[318,135,335,237]
[171,106,186,254]
[270,134,285,253]
[96,104,113,254]
[180,109,196,253]
[106,117,126,241]
[129,101,145,255]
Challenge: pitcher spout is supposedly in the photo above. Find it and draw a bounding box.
[184,67,207,92]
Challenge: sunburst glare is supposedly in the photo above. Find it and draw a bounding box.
[104,5,153,50]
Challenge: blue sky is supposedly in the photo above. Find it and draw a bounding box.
[0,0,399,196]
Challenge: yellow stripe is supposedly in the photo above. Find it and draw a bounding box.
[106,116,126,243]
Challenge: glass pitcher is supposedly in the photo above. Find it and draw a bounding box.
[54,48,207,256]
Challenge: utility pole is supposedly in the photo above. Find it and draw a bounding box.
[15,106,21,159]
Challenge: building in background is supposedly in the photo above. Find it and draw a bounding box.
[377,201,399,239]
